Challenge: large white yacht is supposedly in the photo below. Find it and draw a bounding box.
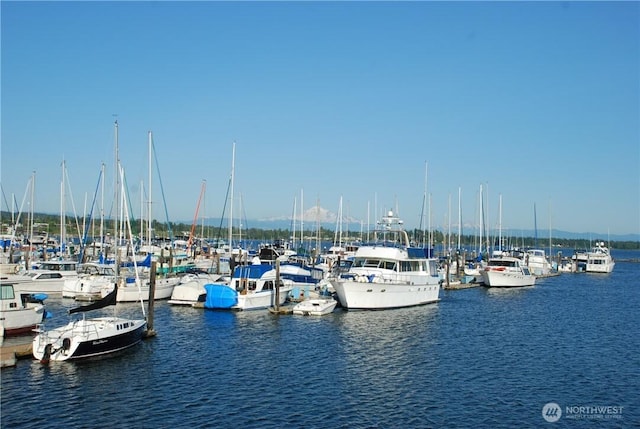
[329,210,440,310]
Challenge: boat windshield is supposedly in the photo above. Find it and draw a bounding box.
[490,259,517,267]
[352,258,397,270]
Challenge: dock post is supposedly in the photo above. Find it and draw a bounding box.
[275,259,280,311]
[145,261,157,337]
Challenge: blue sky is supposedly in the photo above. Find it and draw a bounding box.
[1,1,639,237]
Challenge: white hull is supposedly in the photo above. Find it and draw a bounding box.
[234,285,292,310]
[292,298,337,316]
[168,281,206,305]
[63,276,115,300]
[481,270,536,287]
[32,317,146,362]
[1,304,46,336]
[330,280,440,310]
[585,262,615,273]
[168,273,226,305]
[0,283,47,336]
[5,267,79,296]
[7,278,69,295]
[114,277,179,302]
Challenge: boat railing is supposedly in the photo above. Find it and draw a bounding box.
[338,271,415,285]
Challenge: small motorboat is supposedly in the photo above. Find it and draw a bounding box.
[292,298,337,316]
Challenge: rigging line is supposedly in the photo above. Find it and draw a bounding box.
[121,168,138,234]
[215,176,232,246]
[77,169,103,264]
[63,162,84,244]
[0,183,10,212]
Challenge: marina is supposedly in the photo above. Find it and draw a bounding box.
[1,249,638,427]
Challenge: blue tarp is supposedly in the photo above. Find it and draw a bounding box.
[204,284,238,309]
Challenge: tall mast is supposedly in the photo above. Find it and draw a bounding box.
[534,202,538,248]
[29,171,35,266]
[100,163,105,256]
[60,159,66,257]
[457,186,461,251]
[479,184,483,256]
[113,121,119,262]
[228,142,235,250]
[148,131,153,250]
[498,194,503,253]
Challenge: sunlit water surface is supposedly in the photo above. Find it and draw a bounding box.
[2,250,638,428]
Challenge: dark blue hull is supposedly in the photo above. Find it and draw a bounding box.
[70,322,146,360]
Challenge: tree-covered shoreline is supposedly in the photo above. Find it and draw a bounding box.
[2,211,638,250]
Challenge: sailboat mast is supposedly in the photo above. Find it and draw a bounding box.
[140,180,144,246]
[292,197,297,249]
[422,162,428,247]
[113,120,120,272]
[148,131,153,250]
[228,142,235,251]
[498,194,503,253]
[534,202,538,248]
[100,163,105,258]
[29,172,35,266]
[457,186,461,251]
[60,159,66,258]
[479,184,483,256]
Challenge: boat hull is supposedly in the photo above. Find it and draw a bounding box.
[8,278,68,296]
[292,298,337,316]
[203,283,293,310]
[1,283,48,337]
[115,277,179,302]
[480,270,536,287]
[1,304,46,336]
[32,317,146,362]
[330,280,440,310]
[585,261,615,273]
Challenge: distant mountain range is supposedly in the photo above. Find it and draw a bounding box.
[188,206,640,242]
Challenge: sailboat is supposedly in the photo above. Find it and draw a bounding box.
[32,132,148,363]
[32,283,146,363]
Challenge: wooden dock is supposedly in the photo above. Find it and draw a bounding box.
[442,281,482,290]
[268,306,293,315]
[1,340,33,368]
[536,271,562,279]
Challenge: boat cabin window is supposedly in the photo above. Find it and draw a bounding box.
[491,259,517,267]
[235,278,256,291]
[428,260,438,276]
[399,261,422,272]
[117,322,131,330]
[263,281,273,291]
[363,259,380,268]
[0,285,15,300]
[42,273,63,279]
[382,261,396,270]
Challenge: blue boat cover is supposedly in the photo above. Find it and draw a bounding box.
[204,284,238,309]
[233,264,272,279]
[407,247,434,258]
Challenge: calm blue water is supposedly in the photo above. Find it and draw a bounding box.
[2,250,638,428]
